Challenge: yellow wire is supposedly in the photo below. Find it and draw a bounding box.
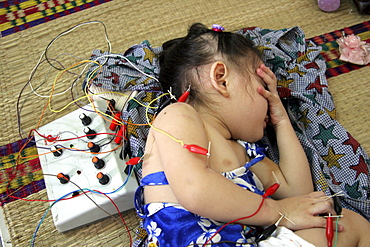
[80,63,161,127]
[46,58,184,145]
[48,60,102,113]
[145,94,184,146]
[86,91,158,124]
[47,59,158,116]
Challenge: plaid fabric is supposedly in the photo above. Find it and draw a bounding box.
[0,0,111,37]
[0,137,45,206]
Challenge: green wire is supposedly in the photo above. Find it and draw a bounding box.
[333,217,339,247]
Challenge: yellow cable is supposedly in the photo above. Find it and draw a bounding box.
[48,60,102,113]
[145,94,184,146]
[47,59,158,116]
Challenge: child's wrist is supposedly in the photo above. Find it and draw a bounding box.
[265,198,296,228]
[264,198,283,225]
[272,118,291,131]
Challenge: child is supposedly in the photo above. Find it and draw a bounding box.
[134,23,370,246]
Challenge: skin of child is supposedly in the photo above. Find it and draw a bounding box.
[142,57,370,245]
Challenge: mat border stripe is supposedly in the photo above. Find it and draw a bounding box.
[309,21,370,78]
[0,0,112,37]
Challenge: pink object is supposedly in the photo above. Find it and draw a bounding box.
[212,24,225,32]
[318,0,340,12]
[337,34,370,65]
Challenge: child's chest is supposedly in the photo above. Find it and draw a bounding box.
[207,137,250,173]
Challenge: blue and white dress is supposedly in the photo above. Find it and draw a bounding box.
[134,142,314,247]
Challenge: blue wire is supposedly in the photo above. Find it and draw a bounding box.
[30,167,133,246]
[30,190,76,246]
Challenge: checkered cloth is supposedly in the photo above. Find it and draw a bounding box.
[83,26,369,246]
[239,26,369,220]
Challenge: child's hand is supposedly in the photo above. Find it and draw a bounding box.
[274,191,343,231]
[256,64,289,128]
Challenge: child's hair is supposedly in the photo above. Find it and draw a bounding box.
[159,23,261,106]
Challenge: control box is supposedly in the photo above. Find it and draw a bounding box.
[34,100,138,232]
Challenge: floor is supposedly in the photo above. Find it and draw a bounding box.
[0,208,11,247]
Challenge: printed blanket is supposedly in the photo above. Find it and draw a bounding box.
[239,27,369,220]
[83,26,370,221]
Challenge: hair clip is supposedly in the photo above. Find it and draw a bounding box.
[212,24,225,32]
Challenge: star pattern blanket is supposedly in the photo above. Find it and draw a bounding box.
[84,27,370,226]
[239,27,369,220]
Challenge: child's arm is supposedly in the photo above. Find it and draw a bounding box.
[150,102,332,229]
[253,64,314,198]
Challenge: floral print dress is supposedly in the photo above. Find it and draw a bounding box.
[134,142,314,247]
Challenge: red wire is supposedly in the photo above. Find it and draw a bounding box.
[32,128,120,142]
[203,197,265,246]
[94,190,132,246]
[4,131,38,203]
[6,189,84,202]
[203,182,280,245]
[8,126,132,244]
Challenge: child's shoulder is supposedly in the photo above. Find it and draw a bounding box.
[154,102,203,128]
[158,102,198,117]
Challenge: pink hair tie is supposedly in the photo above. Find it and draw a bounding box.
[212,24,225,32]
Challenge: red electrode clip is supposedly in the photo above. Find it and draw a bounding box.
[326,214,334,247]
[183,144,210,156]
[126,156,142,166]
[114,125,126,144]
[109,112,122,131]
[178,86,191,103]
[263,183,280,198]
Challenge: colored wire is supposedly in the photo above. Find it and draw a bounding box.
[29,56,82,98]
[13,20,152,246]
[48,60,102,113]
[91,164,133,195]
[42,21,111,72]
[8,164,132,205]
[6,188,79,203]
[17,58,76,139]
[91,53,159,83]
[85,91,160,126]
[21,142,122,160]
[28,21,110,99]
[203,197,265,246]
[145,93,185,146]
[334,217,339,247]
[32,128,118,143]
[30,174,133,246]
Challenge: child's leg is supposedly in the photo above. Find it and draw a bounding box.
[295,208,370,247]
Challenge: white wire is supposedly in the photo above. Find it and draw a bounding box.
[28,21,112,98]
[28,20,159,103]
[92,53,159,83]
[28,53,85,98]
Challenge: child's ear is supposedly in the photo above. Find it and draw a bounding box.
[210,61,230,97]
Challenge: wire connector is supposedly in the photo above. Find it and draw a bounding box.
[183,144,210,156]
[178,85,191,103]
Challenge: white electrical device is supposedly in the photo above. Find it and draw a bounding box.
[34,101,138,232]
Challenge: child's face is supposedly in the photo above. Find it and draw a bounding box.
[226,65,269,142]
